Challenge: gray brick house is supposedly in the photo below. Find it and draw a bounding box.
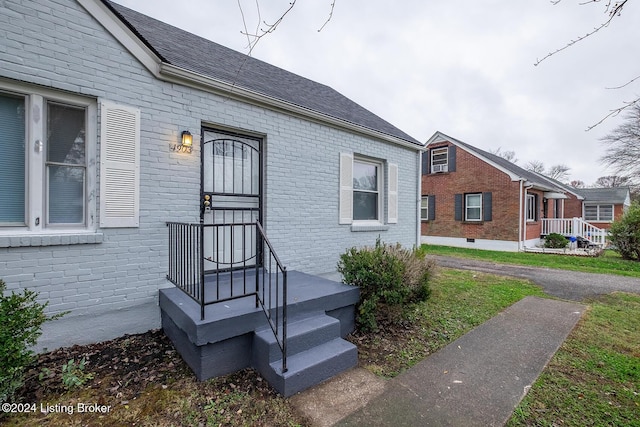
[0,0,423,395]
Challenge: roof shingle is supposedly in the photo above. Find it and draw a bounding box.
[105,1,421,146]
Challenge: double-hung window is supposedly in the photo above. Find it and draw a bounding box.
[526,194,537,222]
[353,159,382,221]
[0,81,96,234]
[420,196,429,221]
[0,92,26,225]
[584,204,613,222]
[431,147,448,173]
[465,193,482,221]
[339,153,398,226]
[46,102,87,225]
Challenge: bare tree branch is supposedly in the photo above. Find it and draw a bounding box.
[600,103,640,179]
[546,164,571,181]
[237,1,337,55]
[586,99,640,131]
[318,1,336,32]
[237,0,253,53]
[594,175,632,187]
[605,74,640,90]
[238,0,298,55]
[525,161,571,182]
[541,1,637,130]
[489,147,518,164]
[525,160,546,174]
[535,0,628,66]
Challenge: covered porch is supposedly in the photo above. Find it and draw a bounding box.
[540,217,608,247]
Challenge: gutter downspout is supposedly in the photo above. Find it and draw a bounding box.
[520,183,533,251]
[416,149,423,248]
[518,180,523,251]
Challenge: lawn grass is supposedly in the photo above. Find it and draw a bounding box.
[4,265,637,426]
[353,268,546,377]
[507,292,640,427]
[422,244,640,277]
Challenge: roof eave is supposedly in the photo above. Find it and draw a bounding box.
[159,63,423,150]
[78,0,163,76]
[80,0,423,151]
[523,181,558,192]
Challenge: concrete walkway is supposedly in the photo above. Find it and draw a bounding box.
[292,296,585,427]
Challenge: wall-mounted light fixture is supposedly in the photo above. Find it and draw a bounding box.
[172,130,193,153]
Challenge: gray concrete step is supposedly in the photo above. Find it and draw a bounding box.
[269,337,358,398]
[253,313,357,397]
[254,313,342,364]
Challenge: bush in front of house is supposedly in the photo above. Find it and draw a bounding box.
[0,279,63,404]
[544,233,569,249]
[337,239,435,332]
[609,201,640,261]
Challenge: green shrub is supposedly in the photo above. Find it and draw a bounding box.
[337,239,435,332]
[544,233,569,249]
[0,279,63,404]
[609,201,640,261]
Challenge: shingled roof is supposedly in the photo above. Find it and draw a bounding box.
[103,1,421,146]
[427,132,566,192]
[575,187,631,204]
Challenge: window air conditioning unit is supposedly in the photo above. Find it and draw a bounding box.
[432,164,448,173]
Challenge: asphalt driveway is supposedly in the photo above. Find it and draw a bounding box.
[430,255,640,301]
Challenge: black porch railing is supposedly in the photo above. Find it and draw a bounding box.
[166,221,288,373]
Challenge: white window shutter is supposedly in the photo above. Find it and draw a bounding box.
[339,152,353,224]
[99,101,140,228]
[388,163,398,223]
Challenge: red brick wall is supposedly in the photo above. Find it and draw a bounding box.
[563,194,583,218]
[614,204,625,222]
[525,189,544,240]
[421,143,522,242]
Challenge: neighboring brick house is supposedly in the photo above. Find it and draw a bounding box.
[0,0,424,363]
[565,187,631,230]
[420,132,578,251]
[524,175,631,230]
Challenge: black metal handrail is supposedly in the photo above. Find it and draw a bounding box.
[255,221,288,373]
[166,220,288,373]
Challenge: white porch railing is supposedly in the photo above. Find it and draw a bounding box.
[541,217,607,246]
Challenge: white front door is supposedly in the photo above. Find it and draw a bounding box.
[201,129,261,272]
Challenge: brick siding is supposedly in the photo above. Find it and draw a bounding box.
[421,143,523,242]
[0,0,419,345]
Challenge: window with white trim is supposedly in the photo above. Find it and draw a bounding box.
[0,84,96,232]
[526,194,537,221]
[338,153,397,226]
[584,204,613,222]
[465,193,482,221]
[353,158,382,221]
[47,102,87,225]
[0,92,25,225]
[430,147,448,173]
[420,196,429,221]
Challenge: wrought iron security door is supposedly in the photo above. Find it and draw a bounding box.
[201,129,262,272]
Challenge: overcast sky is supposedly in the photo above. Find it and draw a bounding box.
[114,0,639,185]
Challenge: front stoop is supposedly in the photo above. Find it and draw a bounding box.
[253,313,358,397]
[160,271,359,396]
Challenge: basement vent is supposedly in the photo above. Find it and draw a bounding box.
[466,238,475,243]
